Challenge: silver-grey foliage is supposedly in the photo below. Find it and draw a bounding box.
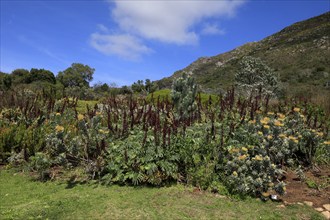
[235,56,279,97]
[171,73,197,120]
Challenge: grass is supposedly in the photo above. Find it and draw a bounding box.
[0,169,324,220]
[146,89,171,102]
[76,100,99,113]
[146,89,218,105]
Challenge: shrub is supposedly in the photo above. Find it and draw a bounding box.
[235,56,279,98]
[29,152,51,181]
[171,73,197,120]
[102,128,179,186]
[223,144,286,197]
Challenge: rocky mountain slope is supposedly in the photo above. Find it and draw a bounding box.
[157,12,330,96]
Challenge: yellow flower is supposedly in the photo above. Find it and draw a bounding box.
[279,133,286,138]
[267,135,273,140]
[298,135,302,139]
[277,113,285,119]
[260,120,267,125]
[274,120,284,127]
[288,135,295,140]
[278,117,285,122]
[267,112,274,115]
[258,131,263,135]
[293,107,300,112]
[255,155,263,161]
[260,117,270,125]
[238,155,247,160]
[323,141,330,145]
[99,129,109,134]
[242,147,248,152]
[229,148,239,154]
[233,171,238,177]
[55,125,64,133]
[316,132,323,137]
[288,135,298,143]
[78,114,84,121]
[248,120,256,124]
[56,112,61,116]
[262,192,270,197]
[268,182,274,187]
[263,125,270,129]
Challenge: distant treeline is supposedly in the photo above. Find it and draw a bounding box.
[0,63,159,100]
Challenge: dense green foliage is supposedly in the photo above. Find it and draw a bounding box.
[0,63,162,101]
[0,75,329,198]
[56,63,94,88]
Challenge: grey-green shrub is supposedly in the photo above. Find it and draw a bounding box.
[171,73,197,120]
[235,56,279,97]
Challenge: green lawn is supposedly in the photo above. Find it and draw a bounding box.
[0,170,323,220]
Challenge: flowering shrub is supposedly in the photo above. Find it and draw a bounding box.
[224,144,285,196]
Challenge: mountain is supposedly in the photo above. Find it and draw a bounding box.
[157,12,330,97]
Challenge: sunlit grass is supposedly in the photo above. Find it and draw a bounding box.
[146,89,218,105]
[0,170,323,220]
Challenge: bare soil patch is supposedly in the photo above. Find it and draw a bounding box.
[281,165,330,207]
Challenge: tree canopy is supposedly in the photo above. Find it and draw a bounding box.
[30,68,56,84]
[57,63,94,88]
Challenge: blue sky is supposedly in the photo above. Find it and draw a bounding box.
[1,0,329,86]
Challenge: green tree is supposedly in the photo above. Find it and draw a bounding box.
[145,79,158,93]
[57,63,94,88]
[11,69,31,84]
[30,68,56,84]
[235,56,279,97]
[0,72,12,91]
[131,80,145,93]
[93,83,110,94]
[119,85,132,94]
[171,73,197,120]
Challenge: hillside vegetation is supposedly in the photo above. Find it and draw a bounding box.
[157,12,330,97]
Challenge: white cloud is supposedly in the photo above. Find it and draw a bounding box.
[90,33,152,60]
[201,23,226,36]
[90,1,244,59]
[111,0,245,45]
